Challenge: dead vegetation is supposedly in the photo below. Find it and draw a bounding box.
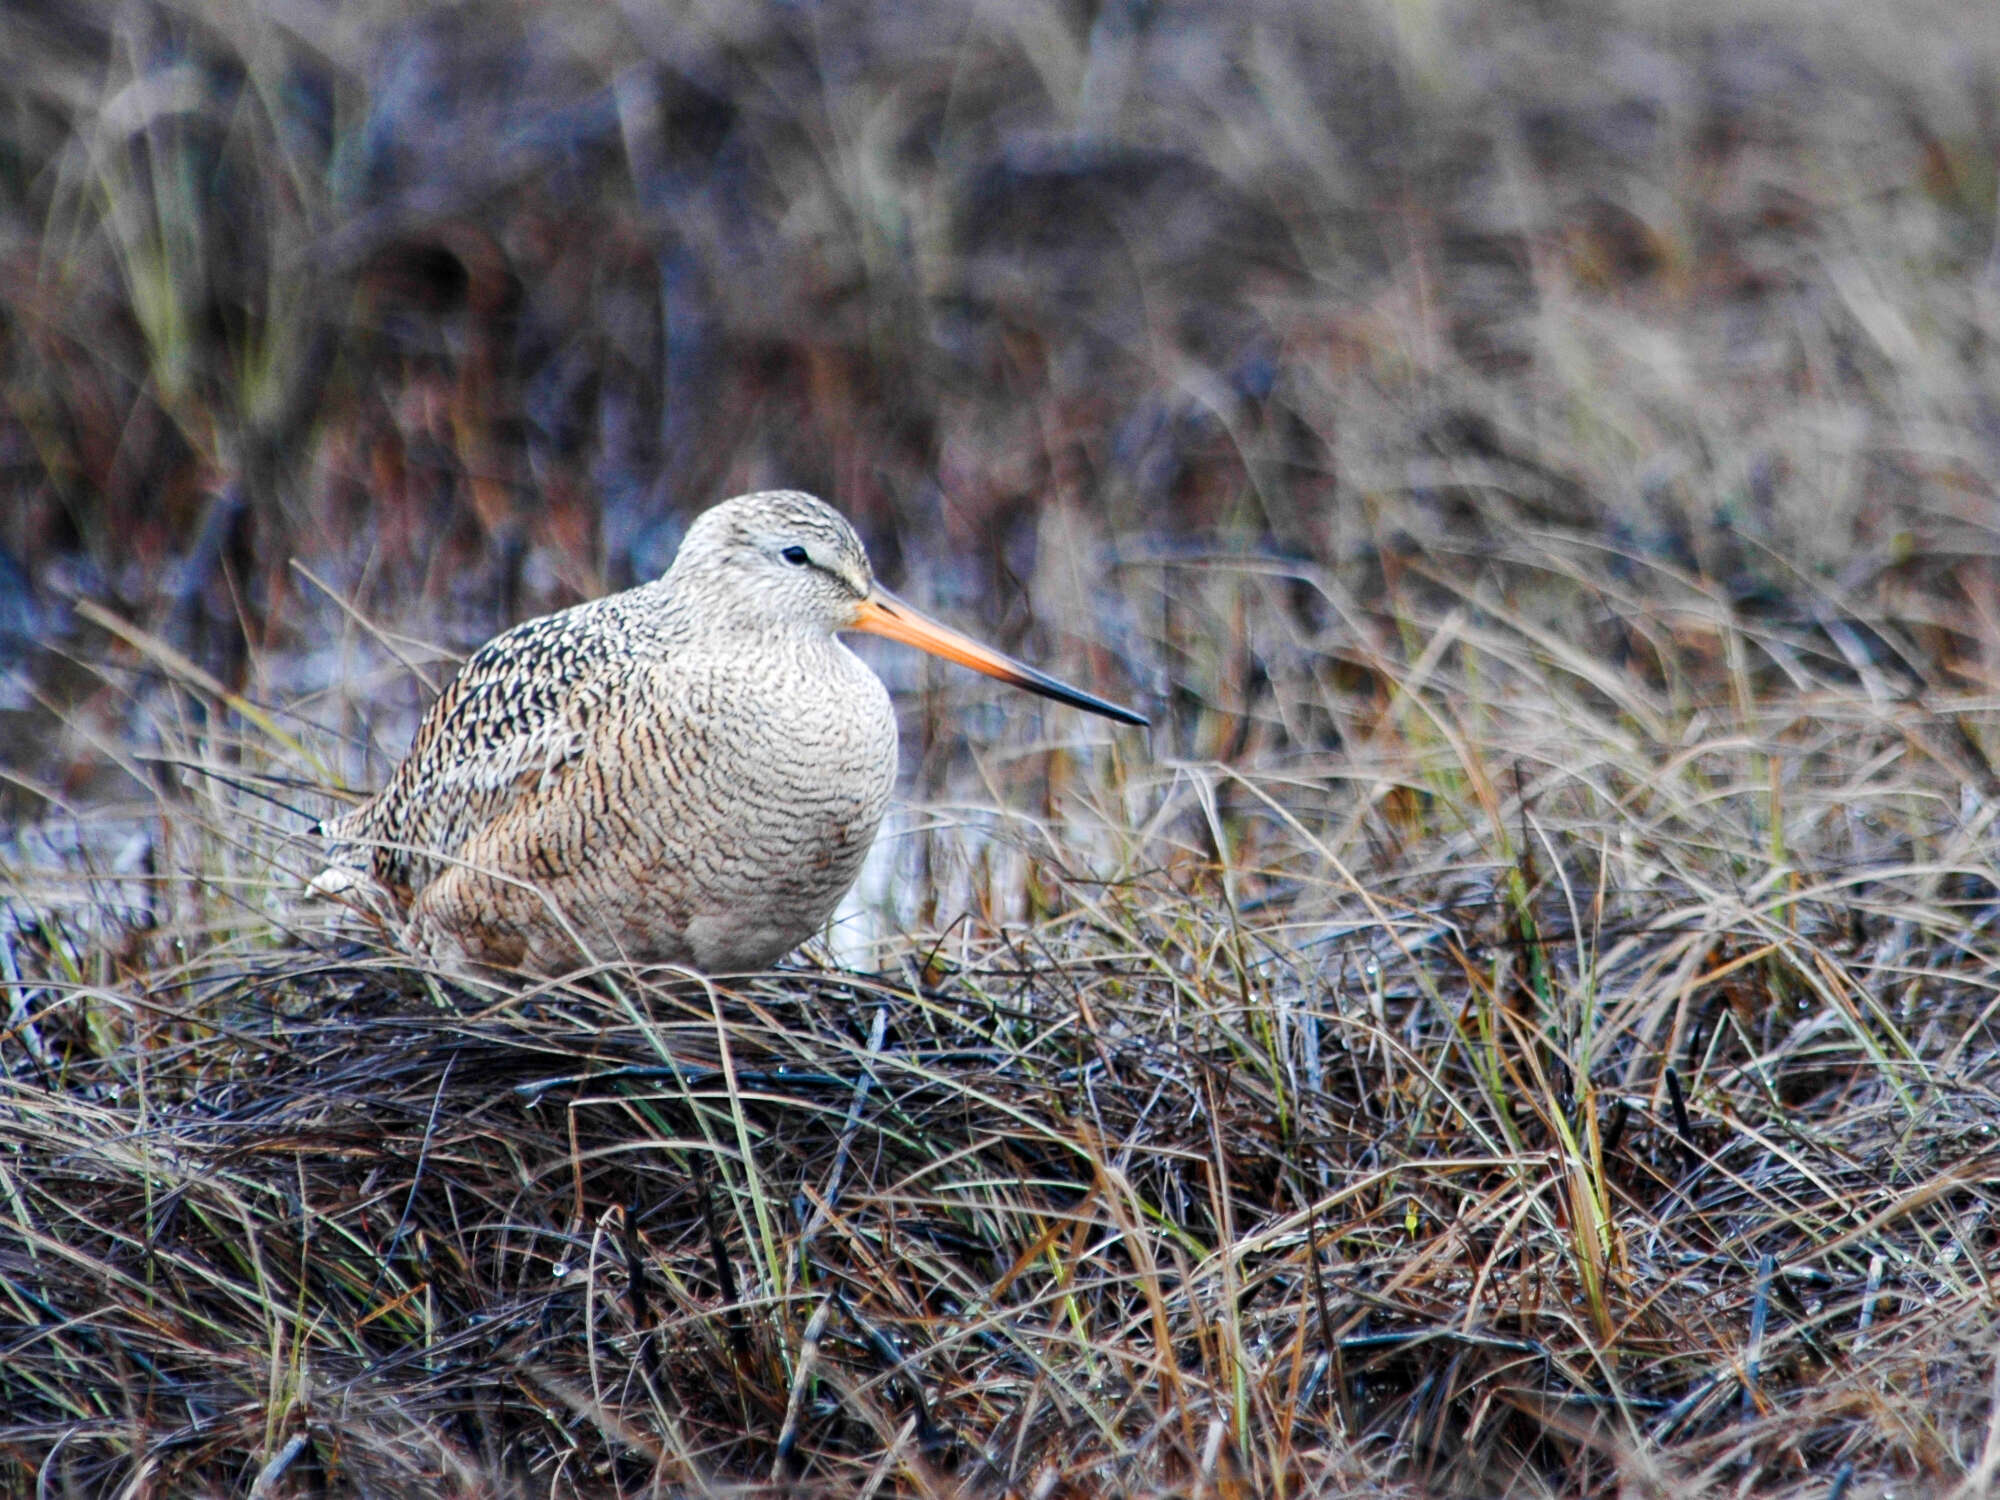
[4,0,2000,1495]
[7,538,1999,1496]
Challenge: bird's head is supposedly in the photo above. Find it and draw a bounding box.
[671,490,1147,727]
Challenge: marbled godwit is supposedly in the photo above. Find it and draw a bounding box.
[311,490,1146,975]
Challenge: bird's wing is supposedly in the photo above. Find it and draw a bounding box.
[315,605,616,908]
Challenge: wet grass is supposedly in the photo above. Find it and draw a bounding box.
[7,537,1999,1496]
[4,0,2000,1495]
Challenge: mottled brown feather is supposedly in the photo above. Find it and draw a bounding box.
[315,491,897,974]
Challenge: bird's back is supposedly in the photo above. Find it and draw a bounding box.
[318,586,669,908]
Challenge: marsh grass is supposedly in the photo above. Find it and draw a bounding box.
[6,0,2000,1494]
[5,526,2000,1496]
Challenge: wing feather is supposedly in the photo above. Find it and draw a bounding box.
[313,599,623,908]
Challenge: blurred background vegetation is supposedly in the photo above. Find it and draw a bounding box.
[7,0,1999,759]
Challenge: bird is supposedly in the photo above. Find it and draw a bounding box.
[310,489,1147,976]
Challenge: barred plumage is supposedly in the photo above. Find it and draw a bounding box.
[312,490,1145,976]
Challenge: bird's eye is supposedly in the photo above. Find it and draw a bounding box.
[781,545,810,566]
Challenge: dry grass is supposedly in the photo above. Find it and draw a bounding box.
[5,0,2000,1495]
[7,537,1999,1496]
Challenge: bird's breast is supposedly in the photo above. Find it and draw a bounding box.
[622,637,897,877]
[606,639,895,969]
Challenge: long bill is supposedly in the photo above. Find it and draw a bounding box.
[850,589,1149,727]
